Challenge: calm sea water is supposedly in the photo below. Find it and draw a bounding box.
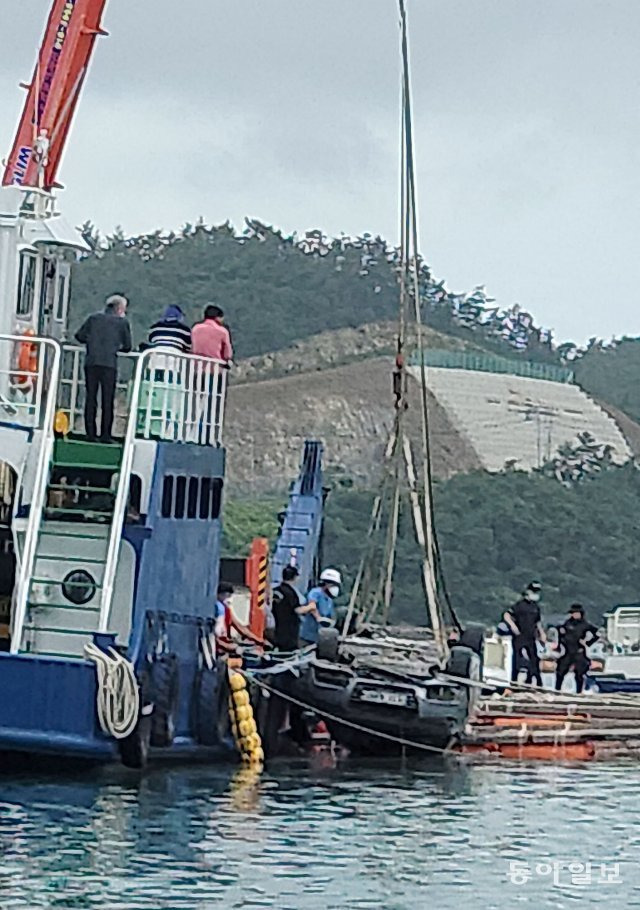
[0,756,638,909]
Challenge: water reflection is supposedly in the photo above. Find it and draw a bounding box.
[0,758,639,908]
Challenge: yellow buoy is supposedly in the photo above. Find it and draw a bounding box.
[227,669,263,769]
[233,690,250,708]
[238,718,257,738]
[230,673,246,692]
[243,733,261,752]
[53,409,70,436]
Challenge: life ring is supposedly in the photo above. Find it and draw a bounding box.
[11,330,38,387]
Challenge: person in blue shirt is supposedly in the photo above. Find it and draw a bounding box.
[297,568,342,647]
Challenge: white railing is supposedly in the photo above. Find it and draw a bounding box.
[59,345,135,436]
[0,333,55,431]
[98,348,227,632]
[59,346,228,446]
[2,334,62,654]
[135,350,228,446]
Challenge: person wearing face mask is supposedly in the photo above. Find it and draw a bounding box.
[214,582,266,653]
[297,568,342,649]
[503,581,546,686]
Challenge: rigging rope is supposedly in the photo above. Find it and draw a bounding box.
[85,643,140,740]
[398,0,461,636]
[345,1,462,643]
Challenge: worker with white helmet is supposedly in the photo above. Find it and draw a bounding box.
[297,568,342,648]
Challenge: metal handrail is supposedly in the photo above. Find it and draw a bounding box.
[3,334,62,654]
[97,348,227,632]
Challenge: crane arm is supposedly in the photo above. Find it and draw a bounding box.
[2,0,109,190]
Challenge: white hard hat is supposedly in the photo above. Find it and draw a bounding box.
[320,568,342,586]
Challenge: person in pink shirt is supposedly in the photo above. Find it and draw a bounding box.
[191,305,233,364]
[189,304,232,444]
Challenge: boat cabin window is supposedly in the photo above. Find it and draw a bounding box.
[174,476,187,519]
[199,478,211,519]
[160,474,223,520]
[210,478,222,519]
[187,477,199,519]
[161,476,173,518]
[54,269,69,323]
[16,251,38,317]
[0,463,15,526]
[128,474,142,522]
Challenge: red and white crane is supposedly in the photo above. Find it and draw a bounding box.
[0,0,109,343]
[3,0,109,190]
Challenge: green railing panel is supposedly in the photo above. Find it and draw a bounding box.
[410,350,574,384]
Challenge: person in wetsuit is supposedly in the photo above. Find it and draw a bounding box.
[555,604,598,694]
[503,581,546,686]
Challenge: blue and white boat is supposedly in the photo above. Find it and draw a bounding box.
[0,194,328,765]
[0,0,328,769]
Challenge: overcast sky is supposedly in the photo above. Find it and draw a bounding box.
[1,0,639,342]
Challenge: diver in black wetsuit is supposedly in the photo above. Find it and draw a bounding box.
[555,604,598,694]
[504,581,546,686]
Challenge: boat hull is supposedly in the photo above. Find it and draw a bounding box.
[0,651,114,760]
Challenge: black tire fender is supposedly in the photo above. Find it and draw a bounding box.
[316,627,339,662]
[118,667,152,769]
[195,664,222,746]
[150,653,180,748]
[118,714,152,769]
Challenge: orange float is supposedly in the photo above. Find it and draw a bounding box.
[458,741,596,761]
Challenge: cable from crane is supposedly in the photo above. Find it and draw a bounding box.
[397,0,461,634]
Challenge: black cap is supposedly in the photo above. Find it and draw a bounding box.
[526,581,542,592]
[218,582,234,597]
[569,603,584,615]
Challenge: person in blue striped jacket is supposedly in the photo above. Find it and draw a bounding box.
[147,305,192,353]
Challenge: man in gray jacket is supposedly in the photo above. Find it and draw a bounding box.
[75,294,132,443]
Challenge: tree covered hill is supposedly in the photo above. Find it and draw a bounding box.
[224,463,640,626]
[70,221,557,361]
[574,338,640,425]
[70,221,640,424]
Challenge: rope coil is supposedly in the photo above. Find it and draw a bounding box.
[85,643,140,740]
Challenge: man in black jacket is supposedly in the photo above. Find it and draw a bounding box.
[503,581,546,686]
[555,604,598,693]
[75,294,132,443]
[271,565,302,651]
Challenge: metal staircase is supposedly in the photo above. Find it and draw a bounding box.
[10,343,230,659]
[21,438,124,657]
[271,441,325,592]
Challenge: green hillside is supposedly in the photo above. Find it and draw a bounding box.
[574,338,640,424]
[71,221,640,425]
[70,222,553,360]
[224,463,640,626]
